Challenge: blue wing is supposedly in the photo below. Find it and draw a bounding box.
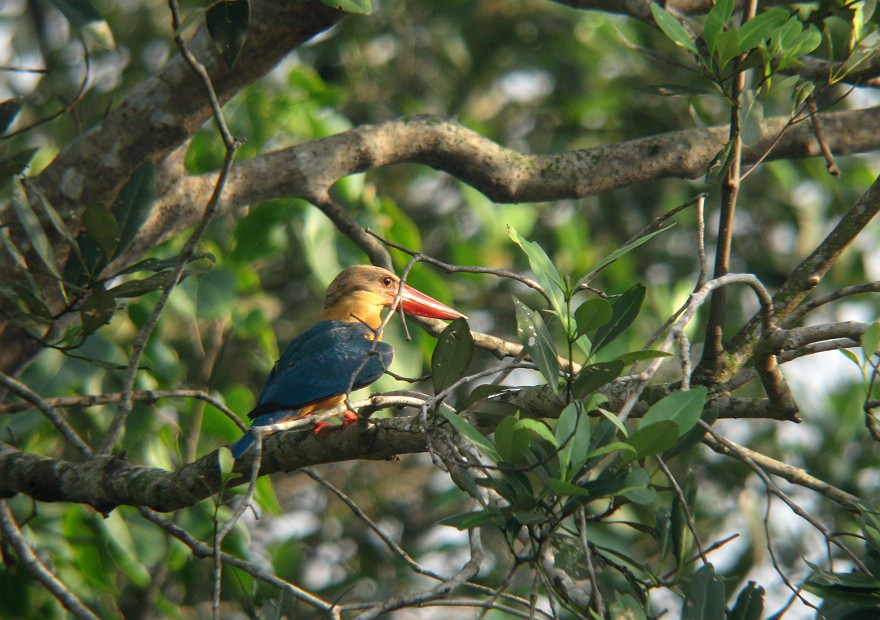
[230,321,393,458]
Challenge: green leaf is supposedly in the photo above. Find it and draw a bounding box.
[639,387,707,437]
[608,593,647,620]
[704,0,734,54]
[555,402,591,477]
[614,349,672,364]
[432,318,474,393]
[650,4,698,54]
[439,409,500,462]
[736,9,789,54]
[508,226,568,329]
[319,0,372,15]
[513,296,559,392]
[714,29,742,73]
[619,467,657,505]
[438,509,505,530]
[83,204,121,257]
[592,283,646,354]
[574,297,612,339]
[11,181,64,280]
[549,478,591,497]
[0,98,24,135]
[48,0,115,48]
[494,416,530,464]
[0,148,38,180]
[112,161,156,259]
[254,476,282,516]
[682,564,726,620]
[218,447,236,474]
[729,581,765,620]
[80,287,116,337]
[862,321,880,357]
[625,420,678,459]
[118,252,215,275]
[514,418,558,447]
[206,0,250,69]
[108,272,172,298]
[580,226,672,285]
[571,360,625,399]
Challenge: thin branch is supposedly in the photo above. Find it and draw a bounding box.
[0,501,100,620]
[136,506,333,612]
[0,371,92,457]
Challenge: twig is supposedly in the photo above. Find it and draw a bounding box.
[137,506,333,612]
[0,388,244,429]
[808,98,841,176]
[99,0,243,455]
[0,501,100,620]
[656,456,708,564]
[700,421,867,571]
[0,371,92,457]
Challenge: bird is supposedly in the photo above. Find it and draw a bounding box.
[229,265,465,458]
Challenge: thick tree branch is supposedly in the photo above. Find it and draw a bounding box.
[117,106,880,276]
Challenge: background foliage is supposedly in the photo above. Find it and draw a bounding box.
[1,0,880,618]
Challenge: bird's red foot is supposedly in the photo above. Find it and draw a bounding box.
[312,410,359,434]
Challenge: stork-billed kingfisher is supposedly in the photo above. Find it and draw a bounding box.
[229,265,465,458]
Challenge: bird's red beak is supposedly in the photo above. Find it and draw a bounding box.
[396,283,466,320]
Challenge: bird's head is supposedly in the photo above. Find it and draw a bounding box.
[323,265,465,327]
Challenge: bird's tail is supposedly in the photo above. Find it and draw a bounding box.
[229,432,255,459]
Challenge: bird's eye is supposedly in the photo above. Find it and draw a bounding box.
[382,276,393,287]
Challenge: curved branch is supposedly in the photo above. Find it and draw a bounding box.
[118,106,880,274]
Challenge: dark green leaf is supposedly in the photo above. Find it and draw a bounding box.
[682,564,726,620]
[574,297,612,339]
[108,271,193,298]
[118,252,215,276]
[319,0,372,15]
[549,478,591,497]
[639,386,707,437]
[80,288,116,337]
[432,318,474,393]
[494,416,530,464]
[83,204,121,257]
[608,593,647,620]
[0,98,24,136]
[111,161,156,259]
[439,409,500,462]
[12,283,53,319]
[619,467,657,505]
[0,148,38,180]
[592,283,646,354]
[10,181,63,280]
[614,349,673,364]
[640,84,714,97]
[580,227,672,285]
[513,296,559,392]
[650,3,698,54]
[571,360,624,399]
[625,420,678,459]
[736,9,789,54]
[555,402,591,476]
[704,0,734,53]
[48,0,102,27]
[508,226,568,328]
[206,0,250,69]
[438,509,505,530]
[729,581,765,620]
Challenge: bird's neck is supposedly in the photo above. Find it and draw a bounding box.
[322,291,385,335]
